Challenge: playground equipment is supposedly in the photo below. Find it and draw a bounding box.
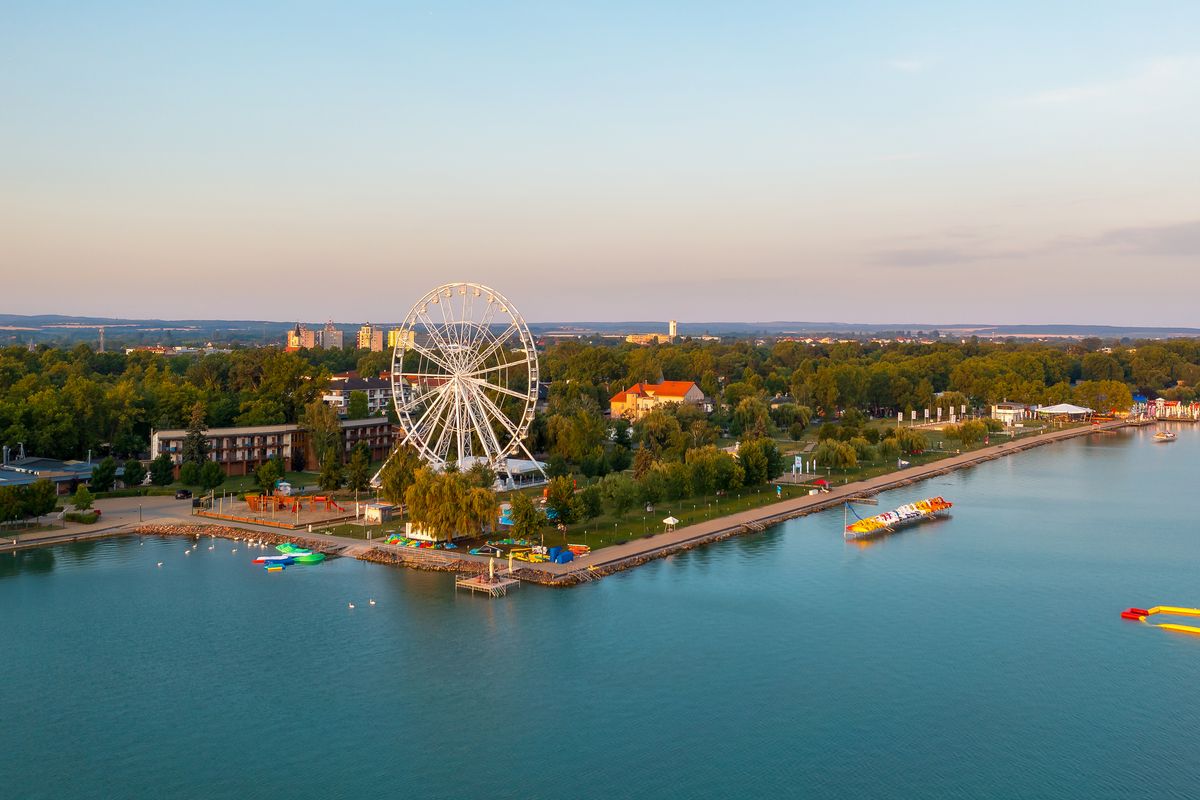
[1120,606,1200,635]
[243,494,347,514]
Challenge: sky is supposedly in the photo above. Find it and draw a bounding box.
[3,1,1199,325]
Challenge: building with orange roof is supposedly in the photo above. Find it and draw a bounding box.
[609,380,705,420]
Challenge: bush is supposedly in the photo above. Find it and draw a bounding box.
[813,440,857,470]
[149,453,175,486]
[179,461,201,486]
[64,511,99,524]
[200,460,225,491]
[90,457,117,493]
[848,436,875,461]
[122,459,146,488]
[72,484,94,511]
[788,422,806,441]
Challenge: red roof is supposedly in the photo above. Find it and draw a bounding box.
[610,380,699,404]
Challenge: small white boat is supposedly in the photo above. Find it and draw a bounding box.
[1154,431,1177,442]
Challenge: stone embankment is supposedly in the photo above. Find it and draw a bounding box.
[19,421,1130,588]
[132,524,346,554]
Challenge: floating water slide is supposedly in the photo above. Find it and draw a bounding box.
[1120,606,1200,635]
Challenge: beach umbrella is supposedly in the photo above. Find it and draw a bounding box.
[663,516,679,532]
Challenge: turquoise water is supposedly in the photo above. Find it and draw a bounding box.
[3,427,1200,799]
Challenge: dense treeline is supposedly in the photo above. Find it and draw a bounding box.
[2,336,1196,467]
[0,344,394,460]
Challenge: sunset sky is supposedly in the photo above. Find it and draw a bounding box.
[4,2,1199,324]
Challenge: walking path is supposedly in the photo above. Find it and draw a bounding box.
[4,421,1130,585]
[536,420,1129,581]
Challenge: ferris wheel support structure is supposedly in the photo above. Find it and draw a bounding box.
[373,282,544,488]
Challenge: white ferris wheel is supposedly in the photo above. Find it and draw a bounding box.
[390,282,543,483]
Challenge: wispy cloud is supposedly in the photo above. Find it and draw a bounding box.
[870,245,1026,268]
[1022,56,1200,109]
[1086,220,1200,256]
[870,219,1200,269]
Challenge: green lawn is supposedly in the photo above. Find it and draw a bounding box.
[300,422,1080,554]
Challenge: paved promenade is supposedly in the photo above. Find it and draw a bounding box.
[3,421,1129,585]
[539,420,1129,579]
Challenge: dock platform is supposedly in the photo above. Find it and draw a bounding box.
[455,573,520,597]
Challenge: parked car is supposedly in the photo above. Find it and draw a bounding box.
[175,489,192,499]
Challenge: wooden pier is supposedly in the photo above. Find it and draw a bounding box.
[455,572,520,597]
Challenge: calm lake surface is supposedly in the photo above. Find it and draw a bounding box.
[4,426,1200,799]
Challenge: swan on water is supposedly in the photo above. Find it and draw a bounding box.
[348,603,355,609]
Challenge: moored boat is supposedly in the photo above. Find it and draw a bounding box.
[1154,430,1176,442]
[844,496,953,540]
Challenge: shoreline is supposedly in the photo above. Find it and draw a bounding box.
[5,420,1132,587]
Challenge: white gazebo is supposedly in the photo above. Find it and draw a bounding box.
[663,516,679,533]
[1036,403,1094,422]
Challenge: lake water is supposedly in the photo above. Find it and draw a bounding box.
[3,426,1200,799]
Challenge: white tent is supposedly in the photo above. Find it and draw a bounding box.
[1036,403,1093,418]
[663,516,679,532]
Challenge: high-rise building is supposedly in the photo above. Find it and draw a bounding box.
[286,324,316,351]
[668,319,678,338]
[387,327,415,350]
[317,321,343,350]
[357,323,384,352]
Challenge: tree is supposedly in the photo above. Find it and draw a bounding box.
[738,437,784,485]
[1073,380,1134,414]
[346,390,370,420]
[464,487,499,538]
[345,444,371,493]
[378,444,423,505]
[318,458,344,491]
[877,438,901,461]
[894,428,927,456]
[25,479,58,521]
[255,459,281,492]
[200,460,225,491]
[0,487,22,526]
[122,458,146,488]
[813,440,857,471]
[634,410,687,461]
[90,456,117,493]
[848,436,875,462]
[301,399,343,469]
[73,484,94,511]
[405,469,478,540]
[466,461,497,489]
[179,461,201,486]
[632,446,656,479]
[599,473,639,516]
[545,475,576,524]
[181,402,209,466]
[508,491,543,540]
[732,397,772,437]
[149,453,175,486]
[578,484,603,520]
